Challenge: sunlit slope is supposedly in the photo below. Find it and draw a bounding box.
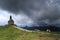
[0,26,60,40]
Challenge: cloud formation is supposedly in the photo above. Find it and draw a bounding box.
[0,0,60,26]
[0,9,34,26]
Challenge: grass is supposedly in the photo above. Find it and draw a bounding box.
[0,26,60,40]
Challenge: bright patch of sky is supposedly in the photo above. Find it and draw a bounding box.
[0,9,34,26]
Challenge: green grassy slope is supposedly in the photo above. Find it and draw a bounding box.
[0,26,60,40]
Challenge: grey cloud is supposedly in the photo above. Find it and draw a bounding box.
[0,0,60,26]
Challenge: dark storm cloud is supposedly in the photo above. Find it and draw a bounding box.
[0,0,46,13]
[0,0,60,25]
[0,0,20,13]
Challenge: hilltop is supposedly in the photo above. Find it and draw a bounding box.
[0,26,60,40]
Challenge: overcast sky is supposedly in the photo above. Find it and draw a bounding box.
[0,0,60,26]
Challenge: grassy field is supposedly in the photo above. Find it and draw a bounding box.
[0,26,60,40]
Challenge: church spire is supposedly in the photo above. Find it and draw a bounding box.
[10,16,12,20]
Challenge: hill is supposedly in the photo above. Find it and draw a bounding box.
[0,26,60,40]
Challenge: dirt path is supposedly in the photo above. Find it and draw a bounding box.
[14,26,33,32]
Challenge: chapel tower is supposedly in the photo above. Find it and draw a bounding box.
[8,16,14,25]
